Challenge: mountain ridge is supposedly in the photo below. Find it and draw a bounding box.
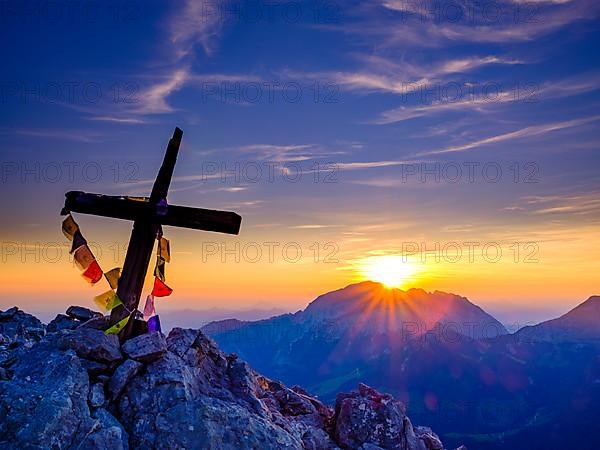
[515,294,600,342]
[203,283,600,450]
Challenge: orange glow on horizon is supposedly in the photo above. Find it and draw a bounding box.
[357,255,420,289]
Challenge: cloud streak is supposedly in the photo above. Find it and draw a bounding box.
[169,0,228,58]
[417,115,600,155]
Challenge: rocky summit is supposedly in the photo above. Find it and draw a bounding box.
[0,306,464,450]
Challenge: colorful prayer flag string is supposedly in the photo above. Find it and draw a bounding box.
[141,235,175,332]
[62,214,122,310]
[62,214,174,335]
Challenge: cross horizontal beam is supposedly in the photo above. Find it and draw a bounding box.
[62,191,241,235]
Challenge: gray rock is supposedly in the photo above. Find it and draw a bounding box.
[0,308,45,372]
[79,315,111,330]
[334,383,441,450]
[0,306,18,320]
[415,427,444,450]
[122,331,167,363]
[0,334,130,450]
[47,313,80,333]
[81,359,110,376]
[114,328,340,449]
[80,408,129,450]
[0,340,119,449]
[0,306,45,345]
[90,382,106,408]
[0,318,457,450]
[108,359,143,401]
[66,305,103,321]
[56,328,122,364]
[0,341,92,448]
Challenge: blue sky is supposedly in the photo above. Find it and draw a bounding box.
[1,0,599,320]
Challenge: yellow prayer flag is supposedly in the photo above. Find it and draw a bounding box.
[93,290,123,312]
[73,244,95,271]
[154,257,166,282]
[61,215,79,240]
[105,315,130,335]
[158,237,170,263]
[104,267,121,290]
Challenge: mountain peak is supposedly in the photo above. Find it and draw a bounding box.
[517,295,600,342]
[290,282,508,340]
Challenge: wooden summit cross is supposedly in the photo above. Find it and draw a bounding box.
[60,127,241,338]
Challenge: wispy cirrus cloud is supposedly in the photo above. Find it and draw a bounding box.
[84,1,239,124]
[169,0,228,58]
[375,0,600,45]
[289,224,342,229]
[507,192,600,216]
[6,128,106,143]
[373,72,600,124]
[206,143,347,163]
[88,116,147,124]
[84,69,264,124]
[134,69,190,115]
[417,115,600,155]
[292,53,521,98]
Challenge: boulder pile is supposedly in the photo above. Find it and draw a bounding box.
[0,306,464,450]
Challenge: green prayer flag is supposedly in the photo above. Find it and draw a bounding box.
[93,290,123,312]
[105,315,130,335]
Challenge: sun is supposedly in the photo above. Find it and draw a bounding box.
[359,255,417,288]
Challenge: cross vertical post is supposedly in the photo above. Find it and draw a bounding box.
[109,128,183,335]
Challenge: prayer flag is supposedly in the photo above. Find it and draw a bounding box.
[82,260,103,284]
[151,277,172,297]
[61,215,79,240]
[94,290,122,312]
[104,267,121,290]
[154,257,166,282]
[105,315,130,335]
[143,294,155,319]
[70,230,87,254]
[147,315,161,333]
[158,237,170,262]
[74,244,95,270]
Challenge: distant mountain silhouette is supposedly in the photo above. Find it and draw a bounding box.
[159,306,289,332]
[516,295,600,342]
[303,281,507,338]
[203,283,600,450]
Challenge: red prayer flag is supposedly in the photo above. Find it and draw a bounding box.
[151,277,172,297]
[81,260,103,284]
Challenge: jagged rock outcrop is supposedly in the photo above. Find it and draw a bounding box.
[334,383,441,450]
[0,306,462,450]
